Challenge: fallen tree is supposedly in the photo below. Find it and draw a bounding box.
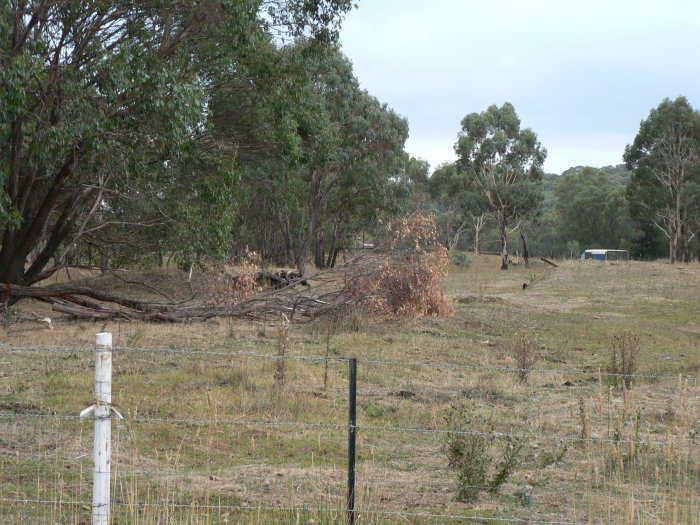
[1,212,453,323]
[1,249,451,323]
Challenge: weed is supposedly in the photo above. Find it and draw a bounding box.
[513,487,534,507]
[362,402,390,418]
[578,396,592,442]
[444,402,524,502]
[1,301,21,327]
[537,443,568,468]
[604,407,646,475]
[510,331,538,384]
[607,331,641,390]
[273,314,289,390]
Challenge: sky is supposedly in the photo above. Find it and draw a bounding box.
[338,0,700,174]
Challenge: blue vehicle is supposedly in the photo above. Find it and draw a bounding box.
[581,249,629,261]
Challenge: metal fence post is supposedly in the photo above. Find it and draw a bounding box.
[347,358,357,525]
[80,333,114,525]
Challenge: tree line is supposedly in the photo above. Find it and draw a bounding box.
[1,0,409,299]
[2,1,700,308]
[423,98,700,268]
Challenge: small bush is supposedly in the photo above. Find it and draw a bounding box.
[273,314,289,390]
[1,302,21,327]
[444,402,524,502]
[450,251,474,268]
[362,402,389,418]
[607,331,641,389]
[510,331,538,384]
[347,212,453,318]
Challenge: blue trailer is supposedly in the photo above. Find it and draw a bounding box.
[581,249,629,261]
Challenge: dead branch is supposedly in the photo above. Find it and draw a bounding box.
[1,235,451,323]
[540,257,559,267]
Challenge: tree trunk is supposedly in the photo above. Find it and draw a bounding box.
[670,214,680,264]
[325,225,338,268]
[499,218,509,270]
[472,214,487,256]
[329,247,339,268]
[519,228,530,266]
[314,232,325,269]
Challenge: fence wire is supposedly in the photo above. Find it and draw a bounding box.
[2,343,698,525]
[0,498,603,525]
[1,411,697,448]
[2,343,698,383]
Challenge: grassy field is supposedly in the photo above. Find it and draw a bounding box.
[1,256,699,524]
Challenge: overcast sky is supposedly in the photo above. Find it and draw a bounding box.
[338,0,700,174]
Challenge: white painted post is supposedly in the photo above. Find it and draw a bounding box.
[92,332,113,525]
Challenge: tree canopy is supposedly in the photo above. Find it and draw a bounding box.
[454,102,546,269]
[0,0,356,299]
[624,96,700,263]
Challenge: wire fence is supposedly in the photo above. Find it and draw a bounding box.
[1,341,699,524]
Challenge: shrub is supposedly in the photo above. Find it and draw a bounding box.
[607,331,641,389]
[347,211,453,318]
[450,251,474,268]
[1,301,21,327]
[510,331,538,384]
[274,313,289,390]
[444,402,524,502]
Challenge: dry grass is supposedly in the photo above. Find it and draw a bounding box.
[1,256,699,524]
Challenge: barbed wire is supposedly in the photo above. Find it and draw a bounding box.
[2,343,698,384]
[0,497,600,524]
[2,465,692,498]
[4,378,698,413]
[1,412,696,447]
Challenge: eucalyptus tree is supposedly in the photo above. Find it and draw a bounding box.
[315,72,408,269]
[624,97,700,263]
[0,0,354,299]
[220,42,408,273]
[428,162,490,252]
[455,103,546,269]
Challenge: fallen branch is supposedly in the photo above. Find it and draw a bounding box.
[540,257,559,268]
[0,220,451,323]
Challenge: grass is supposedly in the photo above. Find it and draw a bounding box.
[1,255,699,523]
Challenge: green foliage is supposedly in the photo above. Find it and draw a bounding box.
[0,0,356,289]
[551,166,638,256]
[225,42,409,271]
[455,103,546,269]
[449,251,474,268]
[1,301,21,327]
[624,96,700,263]
[526,165,643,259]
[428,162,490,251]
[444,402,524,502]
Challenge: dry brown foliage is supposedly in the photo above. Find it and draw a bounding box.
[345,212,452,317]
[510,331,538,384]
[608,331,642,390]
[205,249,262,308]
[3,215,453,322]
